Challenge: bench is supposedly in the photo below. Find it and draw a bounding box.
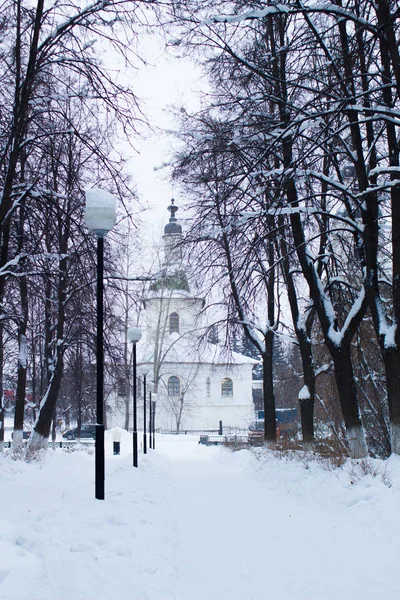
[199,434,248,446]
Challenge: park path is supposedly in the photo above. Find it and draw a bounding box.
[139,436,395,600]
[0,434,398,600]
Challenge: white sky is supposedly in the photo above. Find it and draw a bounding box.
[128,35,203,236]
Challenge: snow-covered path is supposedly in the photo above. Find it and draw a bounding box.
[0,434,399,600]
[152,440,398,600]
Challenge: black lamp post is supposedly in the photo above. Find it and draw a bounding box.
[152,393,157,449]
[138,366,150,454]
[147,381,154,450]
[85,188,116,501]
[127,327,142,468]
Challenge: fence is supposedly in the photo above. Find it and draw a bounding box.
[2,440,95,449]
[161,427,248,436]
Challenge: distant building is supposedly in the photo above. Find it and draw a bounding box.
[134,200,257,432]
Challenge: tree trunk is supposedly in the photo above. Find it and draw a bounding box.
[0,327,4,452]
[176,395,184,434]
[262,347,276,444]
[13,268,28,452]
[51,406,57,451]
[375,0,400,97]
[297,325,316,444]
[263,219,277,445]
[13,331,27,453]
[299,398,314,445]
[373,9,400,454]
[124,393,130,431]
[382,348,400,454]
[27,350,64,453]
[77,397,82,439]
[27,247,67,454]
[289,195,368,458]
[0,0,45,325]
[331,346,368,458]
[278,215,315,443]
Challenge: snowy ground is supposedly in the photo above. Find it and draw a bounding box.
[0,432,399,600]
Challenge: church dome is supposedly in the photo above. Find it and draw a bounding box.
[164,221,182,234]
[163,198,182,235]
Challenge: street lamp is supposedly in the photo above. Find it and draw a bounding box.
[138,365,150,454]
[151,392,157,449]
[127,327,142,468]
[147,381,155,450]
[85,188,116,501]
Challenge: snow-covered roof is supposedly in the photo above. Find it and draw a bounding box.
[202,344,259,366]
[138,335,258,366]
[143,289,205,303]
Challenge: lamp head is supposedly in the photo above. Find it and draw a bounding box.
[138,365,150,377]
[147,381,155,393]
[127,327,142,344]
[85,188,117,236]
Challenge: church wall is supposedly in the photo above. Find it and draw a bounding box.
[106,359,256,432]
[104,200,257,434]
[153,361,255,431]
[144,295,204,338]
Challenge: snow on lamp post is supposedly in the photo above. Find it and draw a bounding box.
[127,327,142,468]
[147,381,155,450]
[138,365,150,454]
[151,392,157,450]
[85,188,116,501]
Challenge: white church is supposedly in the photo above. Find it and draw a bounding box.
[111,200,257,432]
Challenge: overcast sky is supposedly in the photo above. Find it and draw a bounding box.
[128,35,202,236]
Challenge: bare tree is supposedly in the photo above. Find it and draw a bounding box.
[0,0,158,452]
[169,0,400,456]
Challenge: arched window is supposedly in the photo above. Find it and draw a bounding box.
[206,377,211,397]
[221,377,233,397]
[169,312,180,333]
[168,376,180,396]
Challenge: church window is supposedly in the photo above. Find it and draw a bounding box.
[221,377,233,397]
[168,376,180,396]
[169,312,180,333]
[206,377,211,397]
